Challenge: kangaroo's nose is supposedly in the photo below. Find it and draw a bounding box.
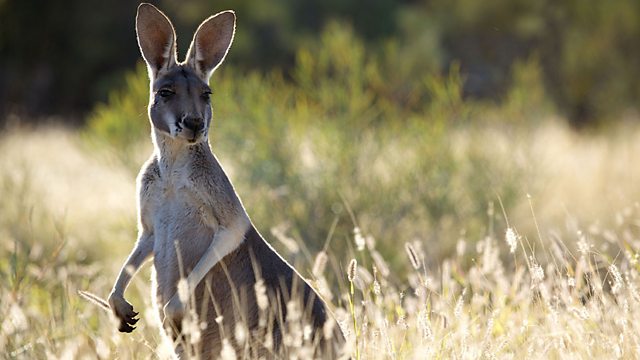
[182,116,204,133]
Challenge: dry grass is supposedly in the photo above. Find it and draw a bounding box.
[1,121,640,359]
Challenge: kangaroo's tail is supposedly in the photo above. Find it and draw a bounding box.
[78,290,111,312]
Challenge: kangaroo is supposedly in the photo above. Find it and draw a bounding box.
[80,3,345,359]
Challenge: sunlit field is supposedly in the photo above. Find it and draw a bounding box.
[1,16,640,358]
[2,114,640,358]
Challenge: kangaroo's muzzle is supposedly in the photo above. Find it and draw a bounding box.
[181,116,206,142]
[182,116,204,132]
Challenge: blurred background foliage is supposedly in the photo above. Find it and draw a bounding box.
[84,21,541,262]
[1,0,639,127]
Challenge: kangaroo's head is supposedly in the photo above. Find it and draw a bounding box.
[136,3,235,144]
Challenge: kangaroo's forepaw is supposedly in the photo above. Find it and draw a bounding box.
[162,295,185,331]
[163,295,185,321]
[108,293,139,333]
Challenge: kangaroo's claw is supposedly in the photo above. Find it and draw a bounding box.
[119,322,136,333]
[108,293,140,333]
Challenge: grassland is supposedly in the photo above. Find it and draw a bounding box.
[2,117,640,359]
[2,24,640,360]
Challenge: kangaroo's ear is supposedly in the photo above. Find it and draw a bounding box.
[185,11,236,81]
[136,3,177,78]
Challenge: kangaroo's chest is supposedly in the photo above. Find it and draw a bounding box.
[147,171,218,276]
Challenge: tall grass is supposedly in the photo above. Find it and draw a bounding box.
[2,23,640,359]
[2,124,640,358]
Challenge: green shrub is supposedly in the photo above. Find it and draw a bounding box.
[84,23,532,268]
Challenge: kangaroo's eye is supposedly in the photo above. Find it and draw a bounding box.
[202,90,212,101]
[158,89,174,98]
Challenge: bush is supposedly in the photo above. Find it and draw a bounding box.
[85,23,532,269]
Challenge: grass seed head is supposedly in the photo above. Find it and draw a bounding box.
[609,264,623,294]
[348,259,358,282]
[354,227,365,251]
[254,279,268,310]
[177,278,189,303]
[505,228,518,254]
[405,242,421,270]
[219,338,237,360]
[530,259,545,284]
